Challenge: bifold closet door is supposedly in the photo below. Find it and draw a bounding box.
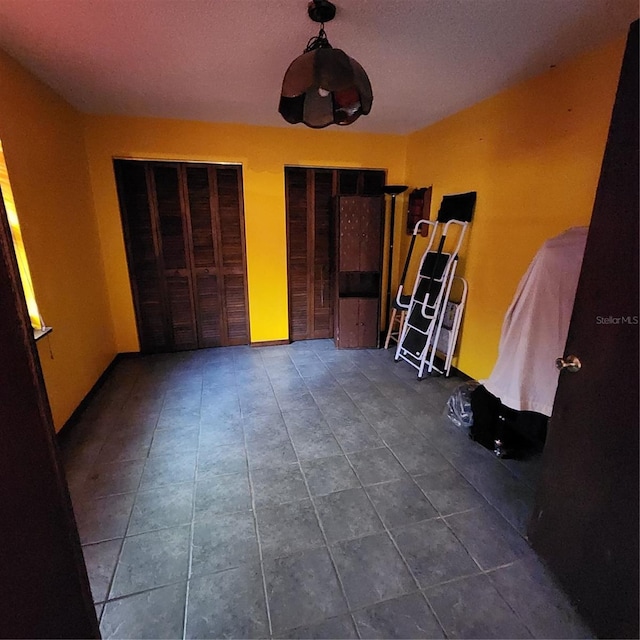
[115,160,250,352]
[286,167,334,341]
[285,167,386,342]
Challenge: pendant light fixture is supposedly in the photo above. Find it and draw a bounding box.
[278,0,373,128]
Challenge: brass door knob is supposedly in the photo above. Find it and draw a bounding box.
[555,355,581,373]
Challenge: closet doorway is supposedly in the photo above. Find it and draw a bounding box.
[114,160,250,353]
[285,167,385,341]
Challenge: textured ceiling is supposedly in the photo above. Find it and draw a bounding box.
[0,0,636,134]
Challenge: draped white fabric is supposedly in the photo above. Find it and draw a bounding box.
[484,227,588,416]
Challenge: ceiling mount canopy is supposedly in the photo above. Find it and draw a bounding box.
[278,0,373,128]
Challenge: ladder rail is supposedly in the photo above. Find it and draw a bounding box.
[394,219,469,378]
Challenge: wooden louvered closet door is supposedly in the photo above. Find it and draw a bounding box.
[115,160,250,352]
[286,168,334,341]
[285,167,385,341]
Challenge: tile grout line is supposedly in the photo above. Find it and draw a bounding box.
[356,351,537,554]
[266,351,361,639]
[297,350,444,637]
[67,343,560,639]
[327,352,460,637]
[248,349,282,639]
[91,365,164,624]
[181,372,205,640]
[355,354,537,637]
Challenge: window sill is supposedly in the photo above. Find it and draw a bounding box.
[34,326,52,342]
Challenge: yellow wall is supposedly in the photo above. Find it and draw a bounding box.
[0,49,116,431]
[404,38,625,380]
[82,117,407,350]
[0,32,626,430]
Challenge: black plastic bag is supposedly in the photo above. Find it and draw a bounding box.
[446,381,479,429]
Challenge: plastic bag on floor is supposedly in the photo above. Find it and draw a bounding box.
[446,381,479,429]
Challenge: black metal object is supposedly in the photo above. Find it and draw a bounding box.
[383,185,408,331]
[308,0,336,24]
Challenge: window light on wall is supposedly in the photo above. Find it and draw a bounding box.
[0,139,47,336]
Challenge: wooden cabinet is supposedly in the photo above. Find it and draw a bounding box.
[115,160,250,352]
[335,196,384,348]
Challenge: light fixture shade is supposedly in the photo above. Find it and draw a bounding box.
[279,47,373,128]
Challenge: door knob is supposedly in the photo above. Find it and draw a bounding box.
[555,355,581,373]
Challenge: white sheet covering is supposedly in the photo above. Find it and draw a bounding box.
[484,227,588,416]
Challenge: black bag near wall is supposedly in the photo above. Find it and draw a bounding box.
[469,385,547,459]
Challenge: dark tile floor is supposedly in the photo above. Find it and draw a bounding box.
[60,340,592,639]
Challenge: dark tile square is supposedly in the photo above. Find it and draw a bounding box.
[347,447,407,485]
[99,431,152,463]
[186,565,269,639]
[425,573,532,639]
[139,450,197,489]
[289,429,342,461]
[414,466,486,515]
[301,456,360,496]
[100,582,187,640]
[367,414,422,441]
[277,392,319,413]
[82,459,145,499]
[488,556,593,639]
[156,406,200,430]
[199,415,245,447]
[191,511,259,576]
[445,505,533,570]
[387,436,451,475]
[243,412,288,442]
[353,592,444,639]
[163,387,201,411]
[282,408,331,433]
[331,532,416,609]
[194,472,251,518]
[366,478,437,528]
[391,518,479,588]
[256,499,324,559]
[149,427,199,457]
[329,419,383,454]
[241,393,281,416]
[82,539,121,603]
[197,443,247,480]
[75,493,135,544]
[127,483,194,535]
[263,547,348,633]
[200,394,241,421]
[251,464,309,507]
[246,437,297,469]
[314,488,383,543]
[110,525,190,598]
[278,615,358,639]
[449,448,536,535]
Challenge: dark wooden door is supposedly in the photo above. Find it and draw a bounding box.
[115,160,250,352]
[286,167,334,341]
[527,21,638,640]
[285,167,385,341]
[0,190,99,638]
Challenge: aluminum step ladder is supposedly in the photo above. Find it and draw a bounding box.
[394,218,468,378]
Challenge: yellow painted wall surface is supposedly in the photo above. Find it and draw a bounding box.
[0,49,116,431]
[0,31,625,429]
[82,117,407,350]
[404,38,625,381]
